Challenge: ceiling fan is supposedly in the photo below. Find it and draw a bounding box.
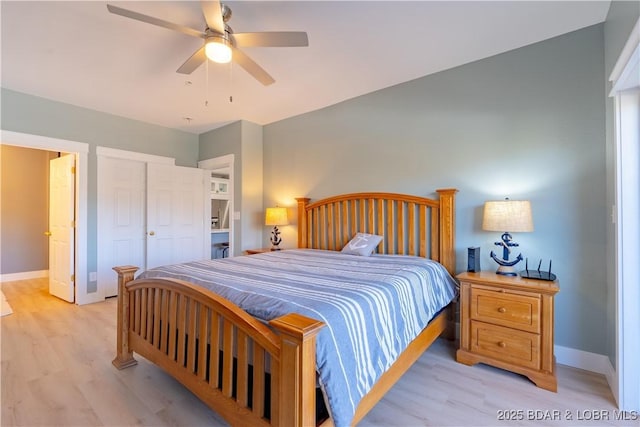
[106,1,309,86]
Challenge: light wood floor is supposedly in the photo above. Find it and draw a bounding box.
[1,278,633,427]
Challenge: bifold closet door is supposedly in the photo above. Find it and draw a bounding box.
[145,163,205,270]
[98,159,206,297]
[97,157,146,298]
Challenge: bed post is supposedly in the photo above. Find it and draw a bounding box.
[296,198,310,249]
[436,189,457,275]
[436,189,458,342]
[269,313,325,427]
[112,265,139,370]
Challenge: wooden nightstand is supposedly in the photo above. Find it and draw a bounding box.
[245,248,275,255]
[456,271,559,392]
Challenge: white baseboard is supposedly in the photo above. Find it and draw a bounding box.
[605,360,619,407]
[555,345,618,408]
[0,270,49,282]
[554,344,613,375]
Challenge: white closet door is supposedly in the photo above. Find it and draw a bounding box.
[97,157,146,297]
[146,163,206,270]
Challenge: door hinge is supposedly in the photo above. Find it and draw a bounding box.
[71,274,75,282]
[71,220,76,227]
[71,166,76,174]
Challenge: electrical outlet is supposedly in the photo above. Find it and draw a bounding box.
[89,272,97,282]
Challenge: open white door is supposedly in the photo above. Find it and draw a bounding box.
[146,163,206,269]
[49,154,75,302]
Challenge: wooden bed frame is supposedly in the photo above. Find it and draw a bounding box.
[113,188,457,427]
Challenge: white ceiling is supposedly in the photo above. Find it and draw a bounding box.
[1,1,610,134]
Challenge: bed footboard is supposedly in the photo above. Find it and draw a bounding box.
[112,266,325,427]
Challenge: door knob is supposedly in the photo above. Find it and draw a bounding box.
[44,231,52,236]
[149,231,155,236]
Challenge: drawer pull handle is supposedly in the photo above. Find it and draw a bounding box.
[498,307,507,313]
[498,341,507,348]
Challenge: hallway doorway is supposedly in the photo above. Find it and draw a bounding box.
[0,130,93,304]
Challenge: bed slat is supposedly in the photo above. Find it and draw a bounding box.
[236,330,249,406]
[222,321,234,397]
[376,200,384,253]
[177,296,187,366]
[386,200,394,253]
[209,311,220,387]
[327,203,335,250]
[397,201,405,254]
[253,345,266,418]
[408,202,416,256]
[168,291,178,362]
[419,205,427,257]
[152,288,161,347]
[186,298,197,373]
[431,207,439,262]
[197,305,208,380]
[160,289,169,354]
[350,200,357,240]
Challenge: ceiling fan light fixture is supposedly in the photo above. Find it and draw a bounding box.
[205,36,232,64]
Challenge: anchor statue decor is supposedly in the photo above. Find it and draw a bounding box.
[482,199,534,276]
[265,207,288,251]
[490,232,524,276]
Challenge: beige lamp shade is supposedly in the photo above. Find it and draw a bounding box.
[265,207,289,226]
[482,200,533,232]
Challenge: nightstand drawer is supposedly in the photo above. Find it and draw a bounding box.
[471,321,540,370]
[470,287,540,333]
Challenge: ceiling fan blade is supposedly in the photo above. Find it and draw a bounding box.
[233,32,309,47]
[106,4,204,39]
[201,0,225,34]
[231,47,275,86]
[177,46,207,74]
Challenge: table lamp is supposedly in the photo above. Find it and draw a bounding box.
[265,207,288,250]
[482,199,533,276]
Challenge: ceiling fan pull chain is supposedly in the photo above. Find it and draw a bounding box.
[205,58,209,107]
[229,62,233,103]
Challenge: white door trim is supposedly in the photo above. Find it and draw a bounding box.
[96,146,175,165]
[609,17,640,412]
[0,130,91,304]
[609,18,639,94]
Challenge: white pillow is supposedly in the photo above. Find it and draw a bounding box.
[341,233,383,256]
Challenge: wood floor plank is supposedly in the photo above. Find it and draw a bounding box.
[1,278,633,427]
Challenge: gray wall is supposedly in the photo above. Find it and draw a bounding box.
[239,121,264,251]
[0,145,55,274]
[603,0,640,367]
[1,88,199,290]
[264,25,607,354]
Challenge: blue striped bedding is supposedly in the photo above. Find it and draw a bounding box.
[138,249,457,426]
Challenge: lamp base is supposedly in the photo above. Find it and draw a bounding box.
[490,249,523,277]
[270,246,281,251]
[495,265,518,276]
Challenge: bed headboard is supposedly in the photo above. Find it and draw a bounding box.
[296,189,457,274]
